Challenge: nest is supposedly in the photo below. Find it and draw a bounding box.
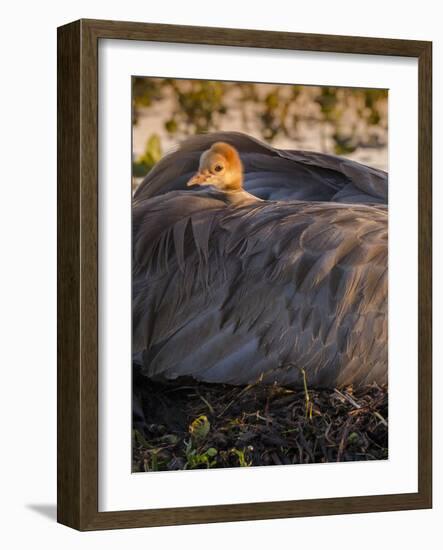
[132,371,388,472]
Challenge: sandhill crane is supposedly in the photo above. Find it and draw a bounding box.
[133,132,387,388]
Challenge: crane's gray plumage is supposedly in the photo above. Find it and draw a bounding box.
[133,132,388,388]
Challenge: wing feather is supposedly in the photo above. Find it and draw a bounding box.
[133,193,387,388]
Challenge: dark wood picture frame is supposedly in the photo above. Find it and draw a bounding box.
[57,18,432,531]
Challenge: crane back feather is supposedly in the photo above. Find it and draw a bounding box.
[134,131,387,204]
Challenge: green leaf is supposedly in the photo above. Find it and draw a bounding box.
[159,434,179,445]
[137,133,163,171]
[189,415,211,443]
[347,432,359,445]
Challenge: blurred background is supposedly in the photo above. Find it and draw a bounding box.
[132,77,388,183]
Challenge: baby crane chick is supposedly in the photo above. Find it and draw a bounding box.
[187,142,261,205]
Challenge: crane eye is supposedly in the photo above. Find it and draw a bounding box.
[214,164,224,172]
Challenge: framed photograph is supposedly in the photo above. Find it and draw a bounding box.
[57,19,432,530]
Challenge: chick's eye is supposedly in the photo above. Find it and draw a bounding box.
[214,164,223,172]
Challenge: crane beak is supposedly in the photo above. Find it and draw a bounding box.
[187,171,211,187]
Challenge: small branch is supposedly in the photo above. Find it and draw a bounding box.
[334,388,361,409]
[334,388,388,427]
[301,368,312,419]
[373,411,388,427]
[217,374,263,417]
[197,393,214,414]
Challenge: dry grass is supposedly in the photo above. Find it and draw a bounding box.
[132,370,388,472]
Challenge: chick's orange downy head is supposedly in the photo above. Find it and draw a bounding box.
[187,142,243,191]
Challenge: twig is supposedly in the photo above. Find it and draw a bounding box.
[301,368,312,419]
[217,374,264,417]
[334,388,361,409]
[197,393,214,414]
[337,418,352,462]
[334,388,388,427]
[373,411,388,427]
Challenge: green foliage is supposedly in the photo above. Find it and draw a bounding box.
[188,415,211,444]
[133,429,151,449]
[333,131,358,155]
[132,77,388,165]
[168,80,227,135]
[132,77,167,124]
[184,441,218,469]
[184,415,218,469]
[347,432,360,446]
[229,447,252,467]
[132,430,172,472]
[133,133,163,177]
[315,86,340,121]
